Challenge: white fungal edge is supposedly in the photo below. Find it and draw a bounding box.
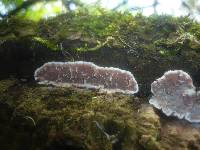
[34,61,139,94]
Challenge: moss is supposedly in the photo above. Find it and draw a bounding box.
[0,16,36,40]
[32,37,59,51]
[0,78,18,93]
[0,79,141,149]
[1,5,200,150]
[136,104,161,150]
[1,79,200,149]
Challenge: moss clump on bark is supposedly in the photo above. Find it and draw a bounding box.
[1,79,200,150]
[0,79,157,150]
[0,79,134,149]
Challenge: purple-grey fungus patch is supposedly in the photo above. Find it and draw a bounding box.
[150,70,200,123]
[34,61,139,94]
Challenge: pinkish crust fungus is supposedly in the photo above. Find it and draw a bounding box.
[34,61,139,94]
[150,70,200,123]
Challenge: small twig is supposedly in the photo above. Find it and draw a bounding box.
[60,42,75,61]
[93,120,118,143]
[24,116,36,127]
[93,120,110,140]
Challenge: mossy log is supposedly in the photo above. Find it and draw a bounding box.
[0,79,200,150]
[0,14,199,96]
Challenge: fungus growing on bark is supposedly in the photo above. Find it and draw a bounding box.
[34,61,138,94]
[149,70,200,123]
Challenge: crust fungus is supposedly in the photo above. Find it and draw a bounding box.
[150,70,200,123]
[34,61,139,94]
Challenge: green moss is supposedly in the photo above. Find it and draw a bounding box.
[0,79,142,149]
[1,5,200,149]
[1,79,200,149]
[0,78,18,93]
[136,104,161,150]
[0,16,36,40]
[32,37,58,51]
[2,8,200,56]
